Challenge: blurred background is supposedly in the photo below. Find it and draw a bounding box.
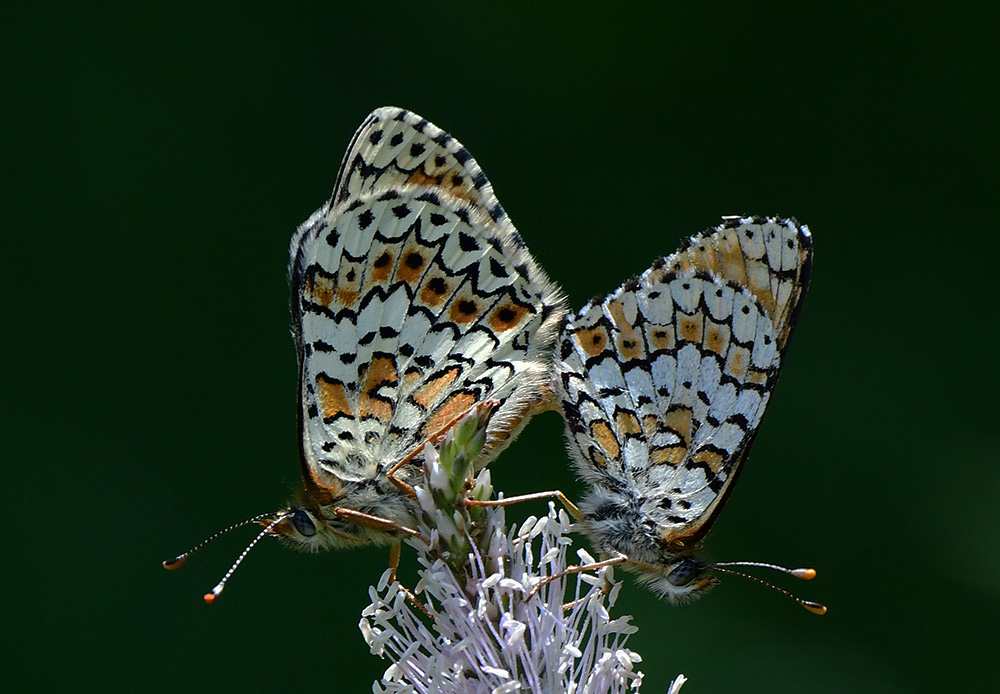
[5,3,997,691]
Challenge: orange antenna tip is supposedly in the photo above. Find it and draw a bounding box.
[203,593,216,604]
[802,600,827,615]
[162,556,188,570]
[791,568,817,580]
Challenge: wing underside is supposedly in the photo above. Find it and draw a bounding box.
[291,108,566,488]
[557,217,812,547]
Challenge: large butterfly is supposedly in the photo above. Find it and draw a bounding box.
[166,108,566,599]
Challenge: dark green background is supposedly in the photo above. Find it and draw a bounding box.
[6,3,997,691]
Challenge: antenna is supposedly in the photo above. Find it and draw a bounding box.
[711,561,827,615]
[162,510,289,603]
[162,511,280,570]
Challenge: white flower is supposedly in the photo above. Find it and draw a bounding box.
[359,406,687,693]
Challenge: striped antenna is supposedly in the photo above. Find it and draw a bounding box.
[162,511,280,570]
[202,513,290,604]
[711,561,827,615]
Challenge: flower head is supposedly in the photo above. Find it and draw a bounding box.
[359,405,687,693]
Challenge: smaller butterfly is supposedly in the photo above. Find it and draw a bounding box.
[553,216,825,612]
[164,107,566,601]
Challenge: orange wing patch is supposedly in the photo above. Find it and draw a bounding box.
[305,272,336,307]
[418,273,451,308]
[677,313,704,344]
[358,355,398,421]
[368,249,394,284]
[645,323,675,351]
[421,391,477,438]
[573,326,610,357]
[588,447,608,467]
[396,248,428,286]
[316,375,353,420]
[649,407,694,466]
[704,320,730,357]
[448,296,481,324]
[690,447,725,474]
[725,346,750,378]
[615,410,642,437]
[411,366,462,409]
[489,300,532,333]
[590,420,621,460]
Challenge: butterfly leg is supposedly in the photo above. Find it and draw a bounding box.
[332,507,430,545]
[526,552,629,602]
[465,490,586,522]
[385,400,501,499]
[385,540,436,621]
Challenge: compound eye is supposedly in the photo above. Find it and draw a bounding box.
[667,557,704,586]
[291,507,317,537]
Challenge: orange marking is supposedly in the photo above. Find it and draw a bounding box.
[746,369,768,385]
[419,274,450,307]
[651,446,686,466]
[421,391,477,437]
[704,321,729,356]
[642,414,660,436]
[590,420,621,460]
[305,273,336,307]
[337,289,359,307]
[574,326,609,357]
[616,332,644,360]
[529,384,559,413]
[713,232,749,287]
[301,472,344,502]
[677,314,703,343]
[616,410,642,436]
[663,407,693,449]
[489,302,529,332]
[358,355,398,421]
[412,366,461,408]
[449,297,479,324]
[607,301,646,359]
[726,346,750,378]
[316,375,353,419]
[690,447,725,474]
[403,366,422,385]
[744,259,777,317]
[588,447,608,467]
[405,169,445,188]
[397,250,426,285]
[370,250,394,283]
[646,324,674,351]
[606,299,627,327]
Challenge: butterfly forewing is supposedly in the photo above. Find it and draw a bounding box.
[647,217,812,353]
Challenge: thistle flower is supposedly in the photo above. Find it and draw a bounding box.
[359,404,687,693]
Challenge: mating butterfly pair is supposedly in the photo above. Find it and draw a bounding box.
[165,107,819,611]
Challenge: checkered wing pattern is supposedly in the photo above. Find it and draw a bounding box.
[556,217,811,550]
[290,107,566,502]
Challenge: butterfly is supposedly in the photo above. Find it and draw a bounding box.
[165,107,566,600]
[553,216,822,611]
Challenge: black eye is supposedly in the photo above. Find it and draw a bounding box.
[291,507,317,537]
[667,557,704,586]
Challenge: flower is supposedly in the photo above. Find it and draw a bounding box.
[359,404,687,693]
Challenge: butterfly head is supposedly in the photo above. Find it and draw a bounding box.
[264,494,373,552]
[628,554,719,604]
